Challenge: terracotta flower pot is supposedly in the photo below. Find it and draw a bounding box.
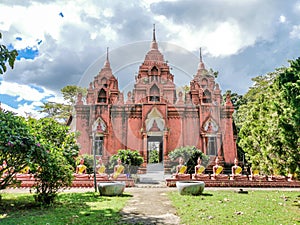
[98,181,125,196]
[176,181,205,195]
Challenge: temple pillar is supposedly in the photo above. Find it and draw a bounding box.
[217,133,222,157]
[142,132,147,162]
[202,135,207,155]
[163,130,168,159]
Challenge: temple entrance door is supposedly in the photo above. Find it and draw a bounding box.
[207,136,217,156]
[147,136,163,163]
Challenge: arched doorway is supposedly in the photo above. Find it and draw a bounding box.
[147,135,163,163]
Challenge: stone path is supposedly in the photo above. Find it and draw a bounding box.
[120,186,180,225]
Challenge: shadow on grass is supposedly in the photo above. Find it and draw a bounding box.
[119,211,176,225]
[200,192,213,196]
[0,192,132,224]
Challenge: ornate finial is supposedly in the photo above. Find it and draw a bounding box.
[103,47,111,68]
[153,24,156,42]
[106,47,109,61]
[196,47,205,71]
[200,47,203,62]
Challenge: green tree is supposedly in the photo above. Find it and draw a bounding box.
[27,117,79,170]
[149,150,159,163]
[237,65,300,178]
[0,33,18,74]
[168,146,209,174]
[27,117,79,204]
[31,147,73,205]
[109,150,144,176]
[276,58,300,177]
[39,85,87,123]
[61,85,87,105]
[0,110,40,190]
[39,102,70,122]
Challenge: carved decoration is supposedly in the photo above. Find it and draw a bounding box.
[145,107,165,131]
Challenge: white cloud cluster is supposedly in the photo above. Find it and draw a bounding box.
[0,0,299,117]
[0,80,62,118]
[290,25,300,39]
[0,81,52,102]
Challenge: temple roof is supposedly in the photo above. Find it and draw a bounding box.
[144,24,165,63]
[194,47,208,77]
[96,47,114,79]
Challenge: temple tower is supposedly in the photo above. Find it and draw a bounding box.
[74,26,237,169]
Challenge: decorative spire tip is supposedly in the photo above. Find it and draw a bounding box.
[106,47,109,61]
[200,47,203,62]
[153,24,156,42]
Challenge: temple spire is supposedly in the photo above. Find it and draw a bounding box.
[200,47,203,62]
[151,24,158,50]
[153,24,156,42]
[198,47,205,70]
[104,47,111,68]
[106,47,109,61]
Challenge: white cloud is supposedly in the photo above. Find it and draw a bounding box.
[0,80,64,118]
[1,100,46,119]
[154,16,253,57]
[0,102,19,114]
[0,0,299,116]
[290,25,300,39]
[0,81,54,102]
[279,15,286,23]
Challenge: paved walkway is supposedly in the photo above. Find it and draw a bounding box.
[120,187,180,225]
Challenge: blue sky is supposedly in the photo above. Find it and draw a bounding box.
[0,0,300,118]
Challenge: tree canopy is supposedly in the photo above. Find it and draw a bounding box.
[0,110,80,204]
[237,58,300,178]
[39,85,87,123]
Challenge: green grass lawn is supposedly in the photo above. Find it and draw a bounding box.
[168,189,300,225]
[1,189,299,225]
[0,191,131,225]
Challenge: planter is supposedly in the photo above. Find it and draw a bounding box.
[97,181,125,196]
[176,181,205,196]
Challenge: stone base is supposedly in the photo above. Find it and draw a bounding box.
[98,181,125,196]
[176,181,205,195]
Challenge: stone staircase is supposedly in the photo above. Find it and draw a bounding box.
[137,163,171,186]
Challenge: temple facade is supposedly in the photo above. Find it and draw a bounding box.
[74,27,237,170]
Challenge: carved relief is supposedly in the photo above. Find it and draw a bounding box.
[203,118,218,133]
[93,117,107,133]
[145,107,165,131]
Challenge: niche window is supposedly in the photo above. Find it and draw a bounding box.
[98,89,107,103]
[149,84,160,102]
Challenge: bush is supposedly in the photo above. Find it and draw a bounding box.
[32,149,73,205]
[149,150,159,163]
[109,149,144,176]
[27,117,79,170]
[168,146,209,174]
[0,110,40,190]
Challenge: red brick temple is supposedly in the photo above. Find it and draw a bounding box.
[74,26,237,171]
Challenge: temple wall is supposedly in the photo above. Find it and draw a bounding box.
[75,106,91,155]
[184,114,200,147]
[221,116,237,163]
[167,117,182,152]
[127,117,143,151]
[110,108,125,155]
